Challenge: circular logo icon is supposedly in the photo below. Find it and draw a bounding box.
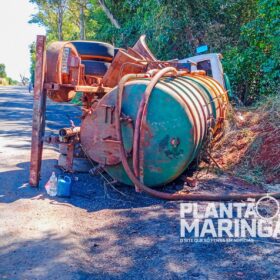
[256,195,280,220]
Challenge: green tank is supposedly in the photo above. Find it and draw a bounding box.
[81,74,228,187]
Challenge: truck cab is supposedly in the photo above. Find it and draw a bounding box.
[179,53,233,98]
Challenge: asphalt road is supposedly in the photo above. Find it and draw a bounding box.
[0,86,279,280]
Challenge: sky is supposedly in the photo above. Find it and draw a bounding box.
[0,0,46,81]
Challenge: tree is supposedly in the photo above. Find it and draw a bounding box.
[29,42,36,85]
[97,0,120,29]
[0,64,7,78]
[79,0,86,39]
[223,0,280,103]
[67,0,92,40]
[30,0,119,41]
[29,0,75,41]
[29,0,279,103]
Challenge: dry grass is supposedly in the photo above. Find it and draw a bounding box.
[211,94,280,185]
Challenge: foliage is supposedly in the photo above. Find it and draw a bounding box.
[6,77,18,85]
[223,0,280,104]
[0,64,17,85]
[29,0,280,104]
[29,42,36,85]
[0,63,7,78]
[29,0,93,41]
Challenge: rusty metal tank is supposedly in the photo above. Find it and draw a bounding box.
[81,73,228,186]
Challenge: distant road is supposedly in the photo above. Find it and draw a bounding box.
[0,85,80,184]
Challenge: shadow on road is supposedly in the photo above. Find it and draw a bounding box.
[0,158,164,211]
[1,199,279,280]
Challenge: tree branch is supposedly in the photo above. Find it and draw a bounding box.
[97,0,121,29]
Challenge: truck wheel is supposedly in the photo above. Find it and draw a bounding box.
[82,60,111,76]
[71,41,115,61]
[114,48,120,56]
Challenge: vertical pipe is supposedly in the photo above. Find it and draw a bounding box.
[29,35,47,187]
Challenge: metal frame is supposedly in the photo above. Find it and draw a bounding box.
[29,35,47,187]
[29,35,112,186]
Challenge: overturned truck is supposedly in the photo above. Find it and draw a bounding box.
[30,35,277,201]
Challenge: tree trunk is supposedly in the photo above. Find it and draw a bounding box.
[98,0,121,29]
[79,2,86,40]
[58,7,63,40]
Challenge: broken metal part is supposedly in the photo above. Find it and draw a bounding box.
[132,35,157,62]
[102,49,147,88]
[59,127,81,137]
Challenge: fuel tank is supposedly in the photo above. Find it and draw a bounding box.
[81,74,228,186]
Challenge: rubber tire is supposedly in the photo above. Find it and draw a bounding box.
[114,48,119,57]
[82,60,111,76]
[71,41,115,60]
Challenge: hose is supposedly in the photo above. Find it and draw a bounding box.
[115,70,280,201]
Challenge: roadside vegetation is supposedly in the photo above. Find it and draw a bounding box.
[29,0,279,104]
[0,63,18,86]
